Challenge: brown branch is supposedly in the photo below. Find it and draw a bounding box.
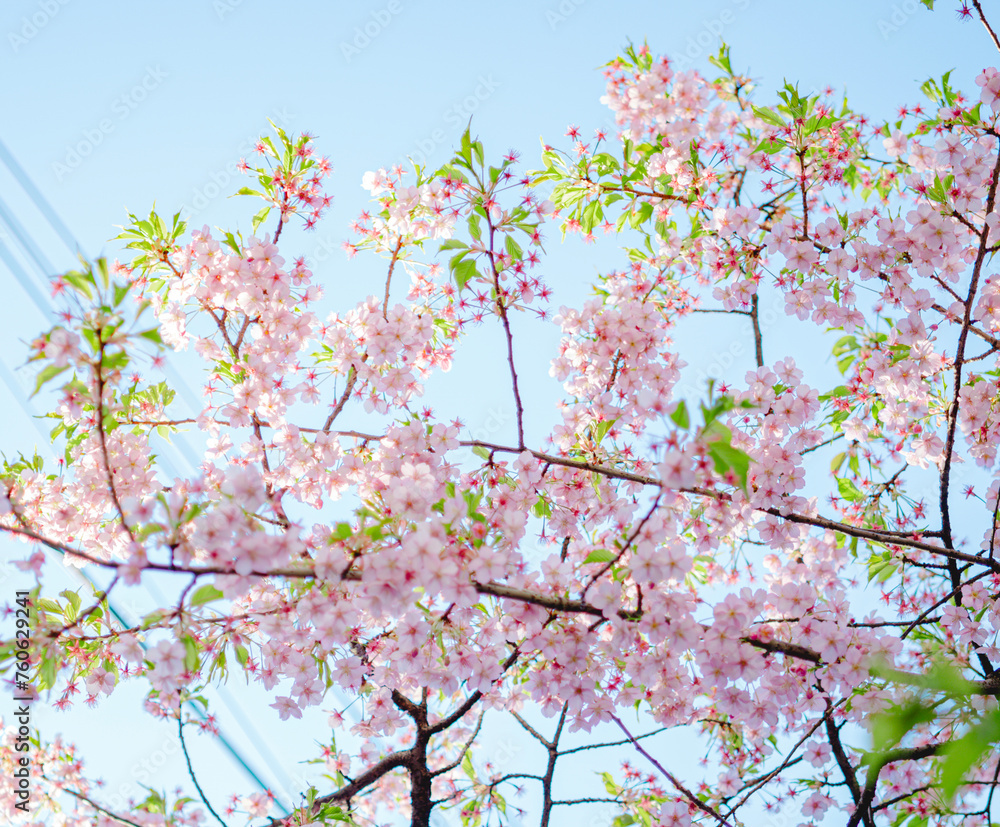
[847,742,944,827]
[900,568,995,640]
[321,238,402,430]
[511,711,552,746]
[124,417,198,427]
[485,218,526,449]
[825,704,871,826]
[940,145,1000,552]
[93,339,135,545]
[260,751,410,827]
[233,314,254,355]
[382,236,404,320]
[556,727,668,757]
[931,301,1000,348]
[973,0,1000,54]
[0,523,320,581]
[750,293,764,367]
[581,493,660,597]
[540,704,568,827]
[611,716,735,827]
[54,782,144,827]
[430,710,485,778]
[323,362,362,430]
[251,416,289,529]
[743,635,821,664]
[430,647,520,735]
[938,142,1000,678]
[800,433,844,455]
[688,308,752,317]
[463,439,1000,572]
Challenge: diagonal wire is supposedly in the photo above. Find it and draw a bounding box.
[0,138,452,825]
[0,142,294,818]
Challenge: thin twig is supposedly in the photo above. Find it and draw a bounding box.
[611,716,734,827]
[973,0,1000,53]
[178,715,228,827]
[56,782,144,827]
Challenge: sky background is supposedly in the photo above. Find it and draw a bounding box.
[0,1,997,824]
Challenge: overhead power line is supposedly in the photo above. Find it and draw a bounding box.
[0,137,295,817]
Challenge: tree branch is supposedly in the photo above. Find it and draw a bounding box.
[178,716,228,827]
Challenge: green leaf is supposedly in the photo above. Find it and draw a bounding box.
[459,126,473,165]
[707,442,750,491]
[36,598,62,615]
[113,282,131,307]
[870,700,936,753]
[752,105,786,128]
[940,710,1000,801]
[60,589,82,616]
[452,258,478,291]
[669,400,690,430]
[531,498,552,518]
[701,419,731,444]
[467,213,482,241]
[138,328,164,346]
[182,635,199,672]
[584,549,616,564]
[837,477,864,502]
[593,419,616,444]
[259,135,279,158]
[251,207,271,235]
[629,201,653,228]
[708,43,733,76]
[32,363,69,397]
[39,655,57,690]
[189,584,224,607]
[580,200,604,233]
[601,771,619,795]
[868,553,899,584]
[755,138,786,155]
[102,350,130,373]
[592,152,619,175]
[461,750,476,779]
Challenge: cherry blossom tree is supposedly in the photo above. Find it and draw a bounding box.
[5,2,1000,826]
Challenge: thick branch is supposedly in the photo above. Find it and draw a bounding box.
[847,743,944,827]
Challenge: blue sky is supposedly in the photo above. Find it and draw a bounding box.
[0,0,997,823]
